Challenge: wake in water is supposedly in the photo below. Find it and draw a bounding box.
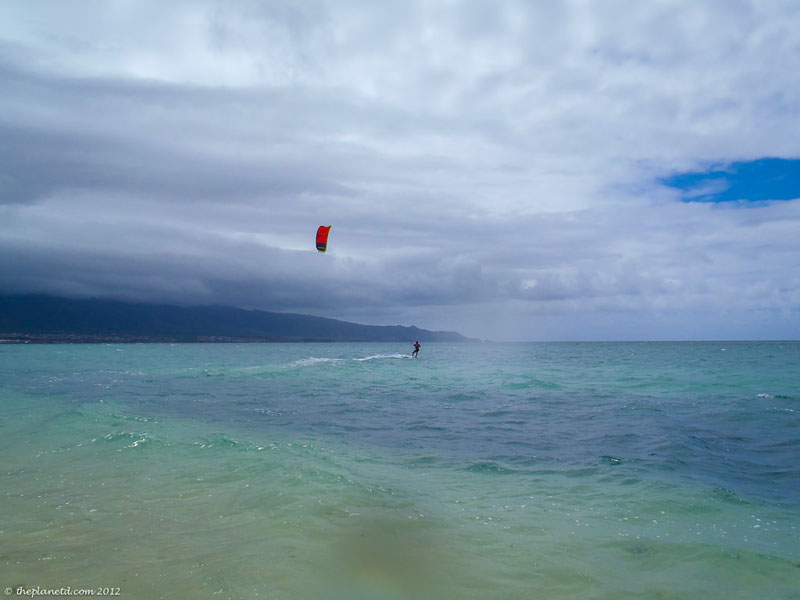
[291,357,346,367]
[353,353,412,361]
[292,354,412,366]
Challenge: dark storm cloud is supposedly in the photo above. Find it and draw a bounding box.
[0,122,353,204]
[0,57,355,205]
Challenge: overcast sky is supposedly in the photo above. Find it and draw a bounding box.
[1,0,799,341]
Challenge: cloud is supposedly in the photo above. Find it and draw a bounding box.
[1,0,799,340]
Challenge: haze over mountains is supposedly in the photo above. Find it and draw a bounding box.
[0,295,473,343]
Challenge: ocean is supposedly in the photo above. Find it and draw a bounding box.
[1,341,798,599]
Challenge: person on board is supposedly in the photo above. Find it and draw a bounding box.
[412,341,421,358]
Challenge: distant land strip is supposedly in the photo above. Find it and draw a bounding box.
[0,295,475,343]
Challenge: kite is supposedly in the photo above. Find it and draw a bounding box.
[316,226,332,253]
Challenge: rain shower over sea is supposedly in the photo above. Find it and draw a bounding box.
[1,341,798,599]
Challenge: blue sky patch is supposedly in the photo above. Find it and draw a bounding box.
[662,158,800,203]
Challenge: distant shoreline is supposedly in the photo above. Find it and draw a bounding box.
[0,334,402,344]
[0,295,476,343]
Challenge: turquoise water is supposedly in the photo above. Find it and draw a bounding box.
[1,342,798,599]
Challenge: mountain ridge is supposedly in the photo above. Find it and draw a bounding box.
[0,295,475,343]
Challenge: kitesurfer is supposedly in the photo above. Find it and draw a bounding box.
[412,341,420,358]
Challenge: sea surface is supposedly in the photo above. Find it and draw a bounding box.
[1,341,798,599]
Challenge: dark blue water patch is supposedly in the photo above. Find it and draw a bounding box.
[661,158,800,204]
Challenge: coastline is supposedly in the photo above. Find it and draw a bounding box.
[0,333,364,344]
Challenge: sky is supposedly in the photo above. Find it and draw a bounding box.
[1,0,799,341]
